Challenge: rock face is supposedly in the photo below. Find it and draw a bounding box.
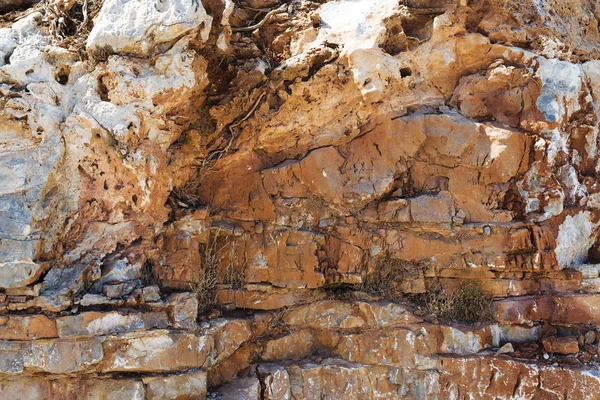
[2,0,600,398]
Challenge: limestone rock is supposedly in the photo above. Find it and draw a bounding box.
[258,364,291,400]
[87,0,212,56]
[263,330,316,361]
[143,371,207,400]
[542,336,579,355]
[167,292,199,330]
[100,332,213,372]
[84,379,145,400]
[439,356,600,398]
[209,318,254,365]
[285,359,411,399]
[56,311,168,337]
[217,376,261,400]
[0,261,44,289]
[0,315,57,340]
[22,338,104,374]
[2,0,600,397]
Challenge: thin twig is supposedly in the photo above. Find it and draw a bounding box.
[231,4,286,32]
[230,91,266,129]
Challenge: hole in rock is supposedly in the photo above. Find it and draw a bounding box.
[400,67,412,77]
[55,66,70,85]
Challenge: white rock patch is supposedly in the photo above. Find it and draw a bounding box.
[87,0,212,56]
[555,211,597,267]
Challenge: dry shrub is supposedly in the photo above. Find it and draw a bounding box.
[170,176,203,209]
[192,234,246,312]
[413,281,494,324]
[191,236,223,312]
[223,244,245,290]
[321,282,354,300]
[360,252,425,301]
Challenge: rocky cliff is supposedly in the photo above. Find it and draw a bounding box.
[2,0,600,398]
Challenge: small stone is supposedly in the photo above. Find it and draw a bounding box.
[579,352,592,363]
[143,370,207,399]
[543,353,550,360]
[495,342,514,356]
[585,330,597,345]
[103,282,136,299]
[142,286,161,302]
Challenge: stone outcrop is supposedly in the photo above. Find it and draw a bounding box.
[2,0,600,398]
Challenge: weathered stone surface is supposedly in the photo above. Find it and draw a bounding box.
[3,0,600,397]
[167,292,199,330]
[56,311,168,337]
[216,286,325,310]
[437,325,489,355]
[0,315,57,340]
[334,328,436,369]
[209,318,254,365]
[0,377,145,399]
[143,370,207,400]
[495,295,600,325]
[23,338,104,374]
[263,330,316,362]
[217,376,261,400]
[542,336,579,355]
[0,341,24,373]
[207,343,261,388]
[285,359,416,399]
[439,356,600,399]
[283,301,363,329]
[0,261,44,289]
[84,379,145,400]
[258,363,291,400]
[100,332,212,372]
[87,0,212,56]
[283,300,421,329]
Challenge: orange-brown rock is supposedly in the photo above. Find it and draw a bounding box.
[56,311,168,337]
[542,336,580,355]
[438,356,600,399]
[143,371,207,400]
[0,315,57,340]
[100,332,213,373]
[2,0,600,397]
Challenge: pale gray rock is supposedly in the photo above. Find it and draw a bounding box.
[87,0,213,56]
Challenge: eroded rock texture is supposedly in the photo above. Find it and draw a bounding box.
[2,0,600,398]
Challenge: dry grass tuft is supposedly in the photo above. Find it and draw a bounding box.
[192,234,245,312]
[223,249,245,290]
[39,0,103,54]
[360,252,425,302]
[170,176,203,209]
[412,281,494,324]
[191,235,223,312]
